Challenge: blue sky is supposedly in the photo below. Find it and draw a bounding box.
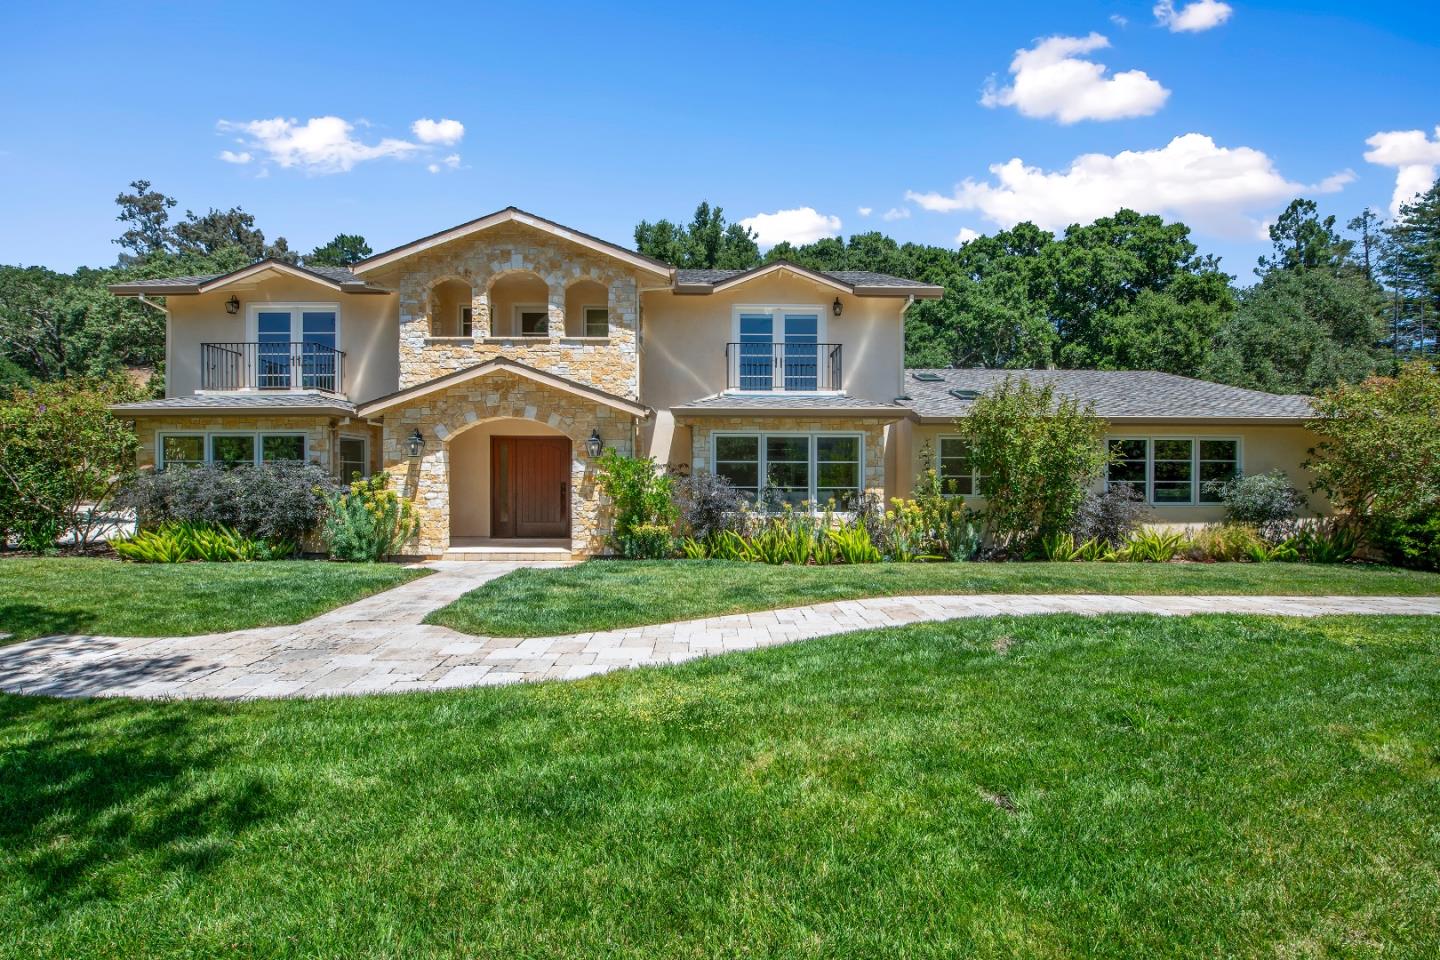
[1,1,1436,279]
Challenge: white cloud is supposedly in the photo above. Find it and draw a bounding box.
[1109,14,1129,27]
[980,32,1169,124]
[1364,126,1440,215]
[956,228,981,245]
[216,116,422,174]
[1154,1,1233,33]
[881,207,911,221]
[905,133,1346,238]
[411,118,465,146]
[857,206,873,217]
[1315,170,1357,194]
[738,207,843,248]
[427,153,463,174]
[218,150,252,165]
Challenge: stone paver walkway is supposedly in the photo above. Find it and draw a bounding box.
[2,561,1438,700]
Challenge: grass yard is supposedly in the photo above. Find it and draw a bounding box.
[3,613,1438,957]
[427,558,1440,637]
[0,558,424,643]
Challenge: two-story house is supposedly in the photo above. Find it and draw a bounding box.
[110,206,1322,559]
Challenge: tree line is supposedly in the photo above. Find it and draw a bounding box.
[2,180,1436,394]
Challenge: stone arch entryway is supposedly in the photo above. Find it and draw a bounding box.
[447,416,573,544]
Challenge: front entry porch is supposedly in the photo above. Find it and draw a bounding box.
[443,537,573,562]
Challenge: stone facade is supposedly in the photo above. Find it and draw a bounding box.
[381,369,638,557]
[131,415,349,472]
[373,223,643,398]
[682,416,891,500]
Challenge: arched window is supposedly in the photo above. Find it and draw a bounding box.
[489,273,550,337]
[429,279,474,337]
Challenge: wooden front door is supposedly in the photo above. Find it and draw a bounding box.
[491,437,571,539]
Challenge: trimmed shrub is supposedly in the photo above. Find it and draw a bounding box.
[323,474,419,562]
[120,461,334,544]
[1204,470,1305,542]
[1368,511,1440,571]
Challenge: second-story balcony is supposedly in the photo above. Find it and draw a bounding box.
[201,342,346,394]
[725,342,842,392]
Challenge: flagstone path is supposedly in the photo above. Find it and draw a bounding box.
[2,560,1438,700]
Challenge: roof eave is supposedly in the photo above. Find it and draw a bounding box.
[109,401,356,417]
[852,284,945,299]
[675,405,913,420]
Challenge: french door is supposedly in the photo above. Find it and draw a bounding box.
[737,311,820,391]
[253,307,338,390]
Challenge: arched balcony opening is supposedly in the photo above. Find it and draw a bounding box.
[489,272,550,338]
[564,279,610,338]
[429,279,474,337]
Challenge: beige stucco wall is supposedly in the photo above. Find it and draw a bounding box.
[361,222,645,399]
[163,275,399,404]
[381,369,638,557]
[905,420,1328,523]
[640,274,908,466]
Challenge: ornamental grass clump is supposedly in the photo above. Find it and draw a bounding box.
[323,474,419,562]
[112,520,292,563]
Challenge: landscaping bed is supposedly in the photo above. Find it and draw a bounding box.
[3,613,1437,957]
[0,558,424,643]
[426,558,1440,637]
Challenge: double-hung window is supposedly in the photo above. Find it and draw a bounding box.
[733,306,825,391]
[937,437,979,496]
[250,304,340,391]
[338,436,369,480]
[712,432,862,509]
[1106,437,1240,504]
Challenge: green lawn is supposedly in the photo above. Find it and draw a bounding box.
[426,559,1440,637]
[3,614,1438,957]
[0,558,424,643]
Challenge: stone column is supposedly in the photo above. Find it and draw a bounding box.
[546,275,565,339]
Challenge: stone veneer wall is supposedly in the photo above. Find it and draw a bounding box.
[682,416,891,500]
[131,415,338,472]
[381,370,637,557]
[387,224,642,398]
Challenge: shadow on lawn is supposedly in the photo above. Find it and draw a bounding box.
[0,602,95,645]
[0,695,286,909]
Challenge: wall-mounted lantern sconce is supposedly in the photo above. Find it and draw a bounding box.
[406,428,424,459]
[586,429,604,459]
[832,297,843,317]
[225,295,241,315]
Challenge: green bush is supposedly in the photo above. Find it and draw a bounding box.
[120,461,334,544]
[959,378,1108,554]
[1204,470,1305,541]
[1292,521,1359,564]
[596,451,677,554]
[323,474,419,562]
[1369,511,1440,571]
[1182,524,1265,562]
[112,521,289,563]
[617,522,676,560]
[0,378,140,550]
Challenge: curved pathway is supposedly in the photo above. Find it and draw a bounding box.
[2,561,1439,700]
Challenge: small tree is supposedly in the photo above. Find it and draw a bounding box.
[959,378,1109,553]
[1305,361,1440,520]
[0,378,140,550]
[595,450,677,557]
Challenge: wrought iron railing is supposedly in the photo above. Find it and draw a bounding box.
[200,342,346,394]
[724,342,842,392]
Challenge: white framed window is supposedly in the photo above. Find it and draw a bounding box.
[513,304,548,337]
[244,302,341,391]
[936,436,987,497]
[459,305,473,337]
[731,304,829,392]
[711,432,863,509]
[157,431,307,469]
[582,305,609,337]
[1105,436,1241,505]
[338,435,369,481]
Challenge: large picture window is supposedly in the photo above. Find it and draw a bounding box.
[712,432,862,509]
[158,432,307,469]
[1106,437,1240,504]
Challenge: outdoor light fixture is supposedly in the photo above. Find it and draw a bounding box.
[407,428,424,459]
[586,429,604,458]
[225,295,240,315]
[832,297,843,317]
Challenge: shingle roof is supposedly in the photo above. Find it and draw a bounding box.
[108,260,388,295]
[110,392,355,416]
[900,369,1314,421]
[674,392,910,417]
[674,265,941,296]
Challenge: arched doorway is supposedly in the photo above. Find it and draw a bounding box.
[448,417,573,544]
